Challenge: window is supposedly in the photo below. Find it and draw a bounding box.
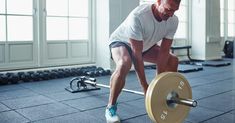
[227,0,235,37]
[0,0,93,70]
[0,0,33,42]
[140,0,155,4]
[7,0,32,15]
[220,0,235,38]
[0,0,5,14]
[0,0,6,41]
[46,0,89,41]
[0,16,6,41]
[174,0,188,39]
[220,0,225,36]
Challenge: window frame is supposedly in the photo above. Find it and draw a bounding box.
[45,0,91,42]
[0,0,35,42]
[220,0,235,40]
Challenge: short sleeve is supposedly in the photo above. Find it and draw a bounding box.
[126,14,143,41]
[165,16,179,40]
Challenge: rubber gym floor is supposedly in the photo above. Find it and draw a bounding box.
[0,59,234,123]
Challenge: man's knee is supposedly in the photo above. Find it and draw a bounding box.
[169,55,179,66]
[115,59,132,74]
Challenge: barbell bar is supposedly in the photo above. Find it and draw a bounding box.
[83,78,197,108]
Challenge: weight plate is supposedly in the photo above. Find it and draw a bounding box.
[145,72,192,123]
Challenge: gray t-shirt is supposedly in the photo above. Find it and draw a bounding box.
[109,4,179,52]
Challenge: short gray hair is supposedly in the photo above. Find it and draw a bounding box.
[173,0,181,4]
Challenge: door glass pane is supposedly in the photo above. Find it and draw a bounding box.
[220,9,224,23]
[47,0,68,16]
[69,18,88,40]
[181,0,186,6]
[8,16,33,41]
[7,0,32,15]
[47,17,68,40]
[0,16,6,41]
[228,10,235,23]
[175,22,186,39]
[0,0,5,14]
[69,0,88,17]
[220,0,224,9]
[174,2,187,39]
[221,23,224,37]
[228,0,235,10]
[228,24,235,36]
[175,5,187,21]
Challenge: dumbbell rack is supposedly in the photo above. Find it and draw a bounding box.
[0,66,111,85]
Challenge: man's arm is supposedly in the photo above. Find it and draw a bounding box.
[157,38,173,73]
[129,38,148,94]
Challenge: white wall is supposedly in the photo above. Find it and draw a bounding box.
[191,0,222,60]
[205,0,221,59]
[192,0,206,60]
[95,0,111,69]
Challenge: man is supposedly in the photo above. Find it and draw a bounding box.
[105,0,181,122]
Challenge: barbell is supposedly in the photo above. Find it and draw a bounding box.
[65,72,197,123]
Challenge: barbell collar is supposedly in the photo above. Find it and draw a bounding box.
[169,97,197,107]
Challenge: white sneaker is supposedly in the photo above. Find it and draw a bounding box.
[105,104,121,123]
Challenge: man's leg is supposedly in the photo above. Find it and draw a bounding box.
[105,45,132,123]
[142,45,179,73]
[109,46,132,105]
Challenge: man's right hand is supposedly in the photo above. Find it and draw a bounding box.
[142,83,149,96]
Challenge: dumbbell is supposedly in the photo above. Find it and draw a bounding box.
[0,73,8,85]
[6,72,19,84]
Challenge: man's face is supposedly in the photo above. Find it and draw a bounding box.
[158,0,180,20]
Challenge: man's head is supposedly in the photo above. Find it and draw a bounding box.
[155,0,181,21]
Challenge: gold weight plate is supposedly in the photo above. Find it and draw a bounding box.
[145,72,192,123]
